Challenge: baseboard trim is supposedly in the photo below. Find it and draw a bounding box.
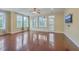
[55,32,64,33]
[7,30,27,35]
[64,33,79,48]
[0,33,9,36]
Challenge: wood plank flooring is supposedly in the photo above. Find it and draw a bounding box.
[0,31,64,51]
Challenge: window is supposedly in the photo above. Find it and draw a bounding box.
[48,16,55,32]
[31,17,37,29]
[23,16,28,27]
[0,12,6,32]
[38,16,47,28]
[16,15,22,28]
[32,18,36,28]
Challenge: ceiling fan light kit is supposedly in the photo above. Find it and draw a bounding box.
[32,8,40,15]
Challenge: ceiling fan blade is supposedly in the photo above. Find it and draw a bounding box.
[32,8,40,15]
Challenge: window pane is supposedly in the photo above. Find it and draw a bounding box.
[48,16,55,32]
[32,18,35,28]
[16,15,22,28]
[0,16,3,29]
[0,13,6,32]
[39,16,47,28]
[24,16,28,27]
[32,17,37,28]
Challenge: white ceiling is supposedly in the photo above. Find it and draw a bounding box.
[0,8,65,16]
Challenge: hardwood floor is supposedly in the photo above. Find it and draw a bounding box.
[0,31,65,51]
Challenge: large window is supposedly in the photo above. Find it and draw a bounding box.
[23,16,29,27]
[0,12,6,32]
[16,15,29,29]
[38,16,47,28]
[31,16,38,29]
[16,15,22,28]
[48,16,55,32]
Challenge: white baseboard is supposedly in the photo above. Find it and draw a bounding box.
[64,33,79,48]
[7,31,25,34]
[55,32,64,33]
[7,32,17,34]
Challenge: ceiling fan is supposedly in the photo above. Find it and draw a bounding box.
[32,8,40,15]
